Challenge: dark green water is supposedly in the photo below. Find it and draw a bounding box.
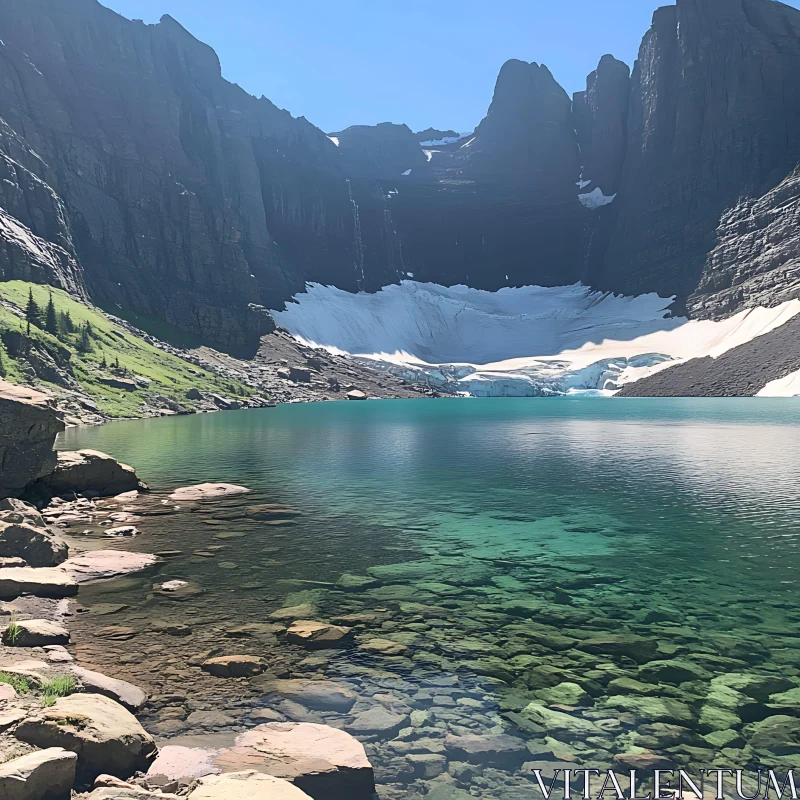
[59,398,800,798]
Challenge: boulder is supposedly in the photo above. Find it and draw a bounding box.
[0,522,69,567]
[288,367,312,383]
[0,747,77,800]
[71,666,147,711]
[59,551,157,582]
[0,380,64,501]
[285,621,353,650]
[257,679,358,712]
[0,567,78,599]
[33,450,147,499]
[189,771,312,799]
[347,707,408,736]
[14,694,157,781]
[168,484,251,501]
[215,722,375,800]
[637,659,710,685]
[345,390,367,400]
[2,618,70,647]
[0,499,46,527]
[358,638,407,656]
[201,655,265,678]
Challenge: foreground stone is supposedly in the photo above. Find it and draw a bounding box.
[148,746,220,781]
[0,522,69,567]
[14,694,157,781]
[0,747,77,800]
[0,380,64,501]
[59,550,158,582]
[2,619,69,647]
[0,567,78,599]
[190,771,312,799]
[168,483,251,501]
[215,722,375,800]
[71,666,147,711]
[285,621,353,649]
[32,450,148,499]
[201,655,265,677]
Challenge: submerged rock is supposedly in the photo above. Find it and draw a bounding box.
[285,621,353,650]
[256,679,358,712]
[201,655,266,678]
[59,551,158,582]
[443,733,528,768]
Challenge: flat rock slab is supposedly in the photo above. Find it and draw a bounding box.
[14,693,157,781]
[71,665,147,711]
[59,550,158,582]
[215,722,375,800]
[168,484,251,501]
[347,707,409,736]
[190,770,313,799]
[2,618,69,647]
[0,567,78,599]
[0,747,77,800]
[148,745,221,781]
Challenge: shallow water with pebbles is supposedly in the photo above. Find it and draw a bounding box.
[58,398,800,798]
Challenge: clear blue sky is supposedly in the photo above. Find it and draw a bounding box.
[101,0,799,134]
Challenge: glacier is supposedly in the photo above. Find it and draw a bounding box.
[272,281,800,397]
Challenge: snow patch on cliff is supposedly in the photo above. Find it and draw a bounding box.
[272,282,800,397]
[579,187,616,209]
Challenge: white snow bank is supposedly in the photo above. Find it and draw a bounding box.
[579,187,616,209]
[757,368,800,397]
[423,149,439,162]
[327,136,340,147]
[272,281,800,397]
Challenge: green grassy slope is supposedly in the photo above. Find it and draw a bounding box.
[0,281,255,418]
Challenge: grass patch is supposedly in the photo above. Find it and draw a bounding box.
[0,281,257,418]
[40,674,77,706]
[2,616,22,646]
[0,671,31,695]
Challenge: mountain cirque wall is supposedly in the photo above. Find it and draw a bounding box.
[601,0,800,314]
[2,0,800,355]
[0,0,360,355]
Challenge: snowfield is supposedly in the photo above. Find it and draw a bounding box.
[272,282,800,397]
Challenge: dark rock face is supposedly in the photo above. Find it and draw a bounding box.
[0,379,64,500]
[330,123,428,179]
[601,0,800,308]
[616,312,800,397]
[573,55,630,196]
[459,60,580,196]
[0,0,353,354]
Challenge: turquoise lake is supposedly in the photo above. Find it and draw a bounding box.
[58,398,800,798]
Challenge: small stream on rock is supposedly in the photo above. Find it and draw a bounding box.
[57,398,800,799]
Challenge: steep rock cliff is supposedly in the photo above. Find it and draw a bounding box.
[601,0,800,309]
